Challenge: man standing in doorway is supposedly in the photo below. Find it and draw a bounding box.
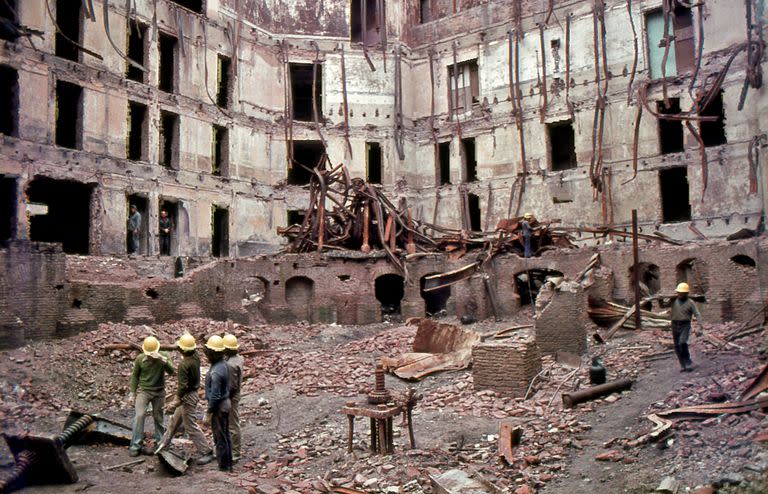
[159,209,172,256]
[670,282,703,372]
[521,212,535,258]
[128,204,141,254]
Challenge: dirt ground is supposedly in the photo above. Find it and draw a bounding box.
[1,315,767,494]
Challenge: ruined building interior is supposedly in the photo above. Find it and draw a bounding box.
[1,0,768,492]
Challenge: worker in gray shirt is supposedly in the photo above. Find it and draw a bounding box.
[127,205,141,254]
[670,282,703,372]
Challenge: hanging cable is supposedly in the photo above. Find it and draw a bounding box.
[103,0,144,71]
[339,44,353,159]
[309,41,328,152]
[44,0,102,59]
[626,0,638,105]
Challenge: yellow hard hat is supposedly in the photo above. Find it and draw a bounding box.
[222,333,239,350]
[142,336,160,356]
[205,335,225,352]
[675,282,690,293]
[523,212,533,219]
[177,333,196,351]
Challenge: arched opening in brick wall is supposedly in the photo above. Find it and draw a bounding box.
[375,274,404,317]
[285,276,314,309]
[628,262,661,299]
[731,255,756,268]
[245,276,269,305]
[420,273,451,317]
[676,258,708,294]
[514,269,564,306]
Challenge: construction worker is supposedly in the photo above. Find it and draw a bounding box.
[223,333,244,462]
[671,282,703,372]
[521,212,535,258]
[127,205,141,254]
[129,336,175,457]
[203,335,232,471]
[155,333,214,465]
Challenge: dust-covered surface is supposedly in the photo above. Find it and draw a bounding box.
[0,317,767,493]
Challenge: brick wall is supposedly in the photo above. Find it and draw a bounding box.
[472,329,541,396]
[534,281,589,356]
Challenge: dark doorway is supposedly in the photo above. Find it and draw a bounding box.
[158,32,177,93]
[660,167,691,222]
[514,269,564,306]
[290,63,322,122]
[657,99,684,154]
[127,101,147,161]
[0,65,18,136]
[468,193,481,232]
[375,273,405,318]
[55,0,82,61]
[55,80,82,149]
[286,276,314,320]
[350,0,379,44]
[211,206,229,257]
[420,273,450,316]
[159,198,179,255]
[461,137,477,182]
[127,194,148,254]
[0,175,16,245]
[287,209,305,226]
[27,177,92,254]
[366,142,382,184]
[216,54,231,108]
[628,262,661,304]
[548,120,577,171]
[699,90,727,147]
[159,110,179,169]
[438,141,450,185]
[126,20,147,82]
[289,140,325,185]
[212,125,229,177]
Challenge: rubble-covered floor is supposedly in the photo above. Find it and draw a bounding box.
[1,315,767,493]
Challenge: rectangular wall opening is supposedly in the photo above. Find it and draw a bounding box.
[158,32,177,93]
[159,110,179,169]
[468,193,481,232]
[438,141,450,185]
[126,101,147,161]
[55,0,82,61]
[548,120,577,171]
[660,167,691,223]
[212,125,229,177]
[211,205,229,257]
[350,0,380,44]
[126,193,148,254]
[55,80,82,149]
[646,6,694,79]
[0,175,16,245]
[126,20,147,83]
[419,0,431,24]
[657,99,684,154]
[366,142,382,184]
[0,65,19,136]
[461,137,477,182]
[699,90,727,147]
[448,59,479,114]
[0,0,18,42]
[287,209,306,226]
[158,198,179,255]
[290,63,322,122]
[27,177,92,254]
[289,140,325,185]
[216,54,231,108]
[169,0,203,13]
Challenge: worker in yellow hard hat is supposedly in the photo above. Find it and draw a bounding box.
[223,333,244,462]
[155,333,214,465]
[128,336,175,457]
[670,282,703,372]
[203,335,233,471]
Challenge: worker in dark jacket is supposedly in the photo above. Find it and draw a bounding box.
[129,336,175,457]
[670,282,703,372]
[203,335,232,471]
[223,333,244,462]
[155,333,214,464]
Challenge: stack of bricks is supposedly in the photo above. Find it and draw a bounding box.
[472,329,541,396]
[535,281,589,356]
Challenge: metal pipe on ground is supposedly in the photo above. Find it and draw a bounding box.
[562,378,634,408]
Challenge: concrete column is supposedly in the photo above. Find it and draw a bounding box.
[147,191,160,256]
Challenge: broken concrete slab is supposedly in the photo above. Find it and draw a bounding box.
[429,469,496,494]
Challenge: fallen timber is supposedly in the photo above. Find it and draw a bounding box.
[562,378,634,408]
